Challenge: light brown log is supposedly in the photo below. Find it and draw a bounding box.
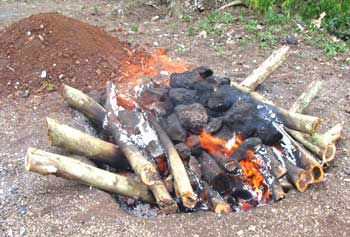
[312,123,343,148]
[231,82,320,134]
[279,177,293,193]
[201,181,231,214]
[289,80,323,113]
[105,81,178,213]
[218,0,247,11]
[240,46,290,90]
[62,85,106,126]
[25,148,155,203]
[282,156,312,193]
[286,128,336,163]
[147,114,197,208]
[46,117,128,166]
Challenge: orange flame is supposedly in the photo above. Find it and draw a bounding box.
[199,130,270,201]
[199,130,243,157]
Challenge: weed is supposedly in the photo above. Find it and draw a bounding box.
[130,25,138,33]
[176,44,186,53]
[183,14,192,22]
[198,11,234,36]
[247,19,258,33]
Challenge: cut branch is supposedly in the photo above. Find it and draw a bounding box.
[147,114,197,208]
[201,181,231,214]
[240,46,290,90]
[25,148,155,203]
[312,123,343,148]
[231,82,320,134]
[289,80,323,113]
[62,85,106,126]
[218,0,247,11]
[46,117,128,167]
[285,128,336,163]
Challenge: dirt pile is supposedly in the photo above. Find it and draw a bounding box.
[0,12,150,98]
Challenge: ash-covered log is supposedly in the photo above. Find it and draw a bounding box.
[25,148,155,203]
[105,81,178,213]
[200,181,231,214]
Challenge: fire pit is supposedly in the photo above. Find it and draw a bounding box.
[25,46,343,216]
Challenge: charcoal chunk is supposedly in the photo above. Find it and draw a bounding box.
[169,88,199,106]
[193,80,214,105]
[206,76,230,86]
[207,85,243,111]
[192,66,213,78]
[255,122,282,145]
[165,113,187,142]
[205,117,223,134]
[175,143,191,161]
[175,103,208,134]
[169,71,201,89]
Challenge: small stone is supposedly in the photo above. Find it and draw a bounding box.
[59,74,64,79]
[151,16,160,21]
[18,206,28,215]
[237,230,244,236]
[20,227,26,236]
[26,31,31,36]
[248,225,256,232]
[286,35,298,45]
[96,69,102,75]
[40,70,47,78]
[153,42,159,46]
[22,90,30,98]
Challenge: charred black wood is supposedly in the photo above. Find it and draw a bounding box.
[169,88,199,105]
[206,76,230,86]
[174,143,191,161]
[175,103,208,134]
[169,70,202,89]
[192,66,213,79]
[207,85,247,111]
[223,137,262,172]
[164,113,187,142]
[204,117,223,134]
[188,156,202,178]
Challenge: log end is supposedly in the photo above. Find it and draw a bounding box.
[311,118,321,134]
[295,170,313,193]
[309,164,324,184]
[140,165,158,186]
[182,192,198,209]
[322,143,336,163]
[214,203,231,214]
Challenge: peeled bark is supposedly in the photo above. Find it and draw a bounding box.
[241,46,290,90]
[46,117,128,167]
[25,148,155,203]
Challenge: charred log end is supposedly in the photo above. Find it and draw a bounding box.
[214,202,231,214]
[271,183,286,202]
[224,160,241,174]
[182,192,198,208]
[140,165,158,186]
[323,144,336,163]
[211,174,234,193]
[296,170,313,193]
[309,164,324,184]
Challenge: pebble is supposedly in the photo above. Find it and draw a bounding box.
[18,206,28,215]
[40,70,47,79]
[248,225,256,232]
[237,230,244,236]
[151,16,159,21]
[20,227,26,236]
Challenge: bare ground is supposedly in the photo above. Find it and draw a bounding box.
[1,1,350,236]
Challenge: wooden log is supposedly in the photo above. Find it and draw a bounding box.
[289,80,323,113]
[312,123,343,148]
[265,146,287,179]
[285,128,336,163]
[279,177,293,193]
[105,81,178,213]
[274,122,324,183]
[230,82,320,134]
[240,46,290,90]
[200,181,231,214]
[147,113,197,208]
[46,117,129,167]
[61,85,106,126]
[25,148,155,203]
[198,152,236,193]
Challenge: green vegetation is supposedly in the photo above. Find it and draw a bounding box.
[130,25,138,33]
[198,11,234,36]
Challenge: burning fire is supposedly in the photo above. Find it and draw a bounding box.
[199,130,243,157]
[120,48,188,85]
[199,130,270,202]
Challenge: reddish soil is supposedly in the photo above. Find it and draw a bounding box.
[0,12,151,98]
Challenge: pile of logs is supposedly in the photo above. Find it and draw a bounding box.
[25,46,343,215]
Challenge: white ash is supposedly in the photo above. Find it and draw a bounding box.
[272,122,298,164]
[272,146,286,168]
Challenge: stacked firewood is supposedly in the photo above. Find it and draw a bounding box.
[25,46,343,214]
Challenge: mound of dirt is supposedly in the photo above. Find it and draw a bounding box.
[0,12,150,98]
